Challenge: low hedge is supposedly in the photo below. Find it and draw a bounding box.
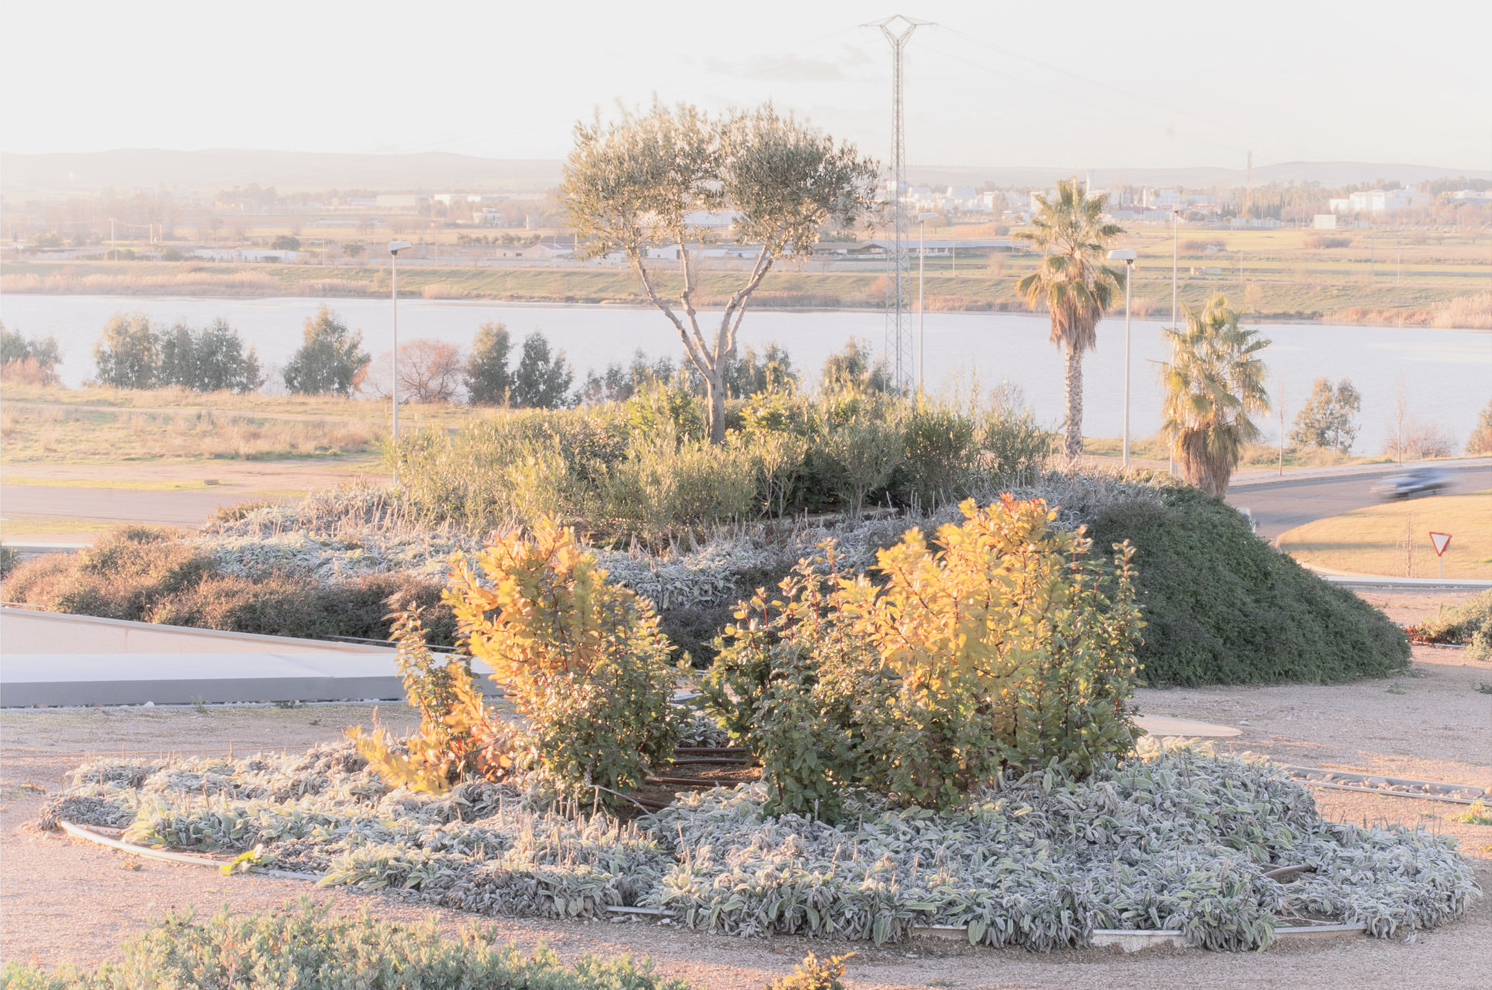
[1,527,454,646]
[0,898,690,990]
[1088,487,1411,686]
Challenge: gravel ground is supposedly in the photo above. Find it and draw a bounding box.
[2,592,1489,990]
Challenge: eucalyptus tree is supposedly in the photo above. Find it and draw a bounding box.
[1015,179,1125,458]
[561,101,879,444]
[1159,294,1271,496]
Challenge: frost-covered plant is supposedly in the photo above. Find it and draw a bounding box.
[0,898,691,990]
[445,518,682,802]
[39,744,1479,951]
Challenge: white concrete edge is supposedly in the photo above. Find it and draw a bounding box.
[1298,562,1492,589]
[0,607,396,654]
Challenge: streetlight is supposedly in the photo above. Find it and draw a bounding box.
[387,240,413,439]
[1108,248,1137,468]
[1170,207,1180,331]
[916,212,937,395]
[1168,208,1182,477]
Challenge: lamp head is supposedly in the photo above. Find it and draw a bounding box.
[388,240,413,255]
[916,212,938,223]
[1107,248,1137,264]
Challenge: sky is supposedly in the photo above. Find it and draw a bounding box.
[2,0,1490,172]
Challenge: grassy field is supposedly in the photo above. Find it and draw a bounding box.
[1278,489,1492,579]
[0,384,489,464]
[1082,434,1387,472]
[5,225,1489,325]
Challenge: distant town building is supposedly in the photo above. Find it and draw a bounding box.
[1142,188,1181,209]
[1313,214,1339,229]
[1331,189,1414,215]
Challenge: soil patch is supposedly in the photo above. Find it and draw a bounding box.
[2,591,1489,989]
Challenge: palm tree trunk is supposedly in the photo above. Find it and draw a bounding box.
[1063,343,1084,458]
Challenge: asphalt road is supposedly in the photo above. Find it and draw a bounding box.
[1226,462,1492,542]
[0,486,268,527]
[3,461,1489,547]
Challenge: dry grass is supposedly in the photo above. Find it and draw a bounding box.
[1081,435,1381,472]
[1431,291,1492,329]
[1279,489,1492,579]
[0,404,377,462]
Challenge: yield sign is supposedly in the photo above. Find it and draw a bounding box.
[1429,532,1452,557]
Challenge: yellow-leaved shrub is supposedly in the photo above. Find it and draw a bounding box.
[707,497,1142,818]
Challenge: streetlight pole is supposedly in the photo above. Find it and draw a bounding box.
[1170,208,1179,331]
[388,240,413,440]
[916,213,936,396]
[1109,249,1137,468]
[1169,209,1180,477]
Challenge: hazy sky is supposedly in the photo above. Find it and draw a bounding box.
[3,0,1489,171]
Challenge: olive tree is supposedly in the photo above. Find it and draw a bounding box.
[561,102,879,443]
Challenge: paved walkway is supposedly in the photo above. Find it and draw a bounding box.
[0,610,1245,739]
[0,609,492,708]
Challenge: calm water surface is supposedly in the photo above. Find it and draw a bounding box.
[2,293,1488,454]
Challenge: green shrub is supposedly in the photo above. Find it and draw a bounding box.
[0,898,691,990]
[767,954,853,990]
[386,385,1053,541]
[899,402,980,508]
[444,518,681,801]
[601,436,758,540]
[1410,589,1492,659]
[0,543,19,579]
[707,498,1142,819]
[1087,487,1411,685]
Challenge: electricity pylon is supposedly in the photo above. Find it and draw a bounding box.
[867,13,932,394]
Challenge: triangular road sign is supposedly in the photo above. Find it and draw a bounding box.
[1429,532,1452,557]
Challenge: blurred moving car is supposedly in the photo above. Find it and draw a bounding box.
[1371,467,1450,499]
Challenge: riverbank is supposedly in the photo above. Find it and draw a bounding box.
[5,259,1489,327]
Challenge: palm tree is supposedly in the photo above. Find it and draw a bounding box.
[1016,179,1125,458]
[1160,294,1271,496]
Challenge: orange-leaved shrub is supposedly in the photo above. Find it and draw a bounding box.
[443,518,682,801]
[350,610,510,794]
[707,497,1142,819]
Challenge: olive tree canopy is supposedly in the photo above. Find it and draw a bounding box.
[561,101,879,443]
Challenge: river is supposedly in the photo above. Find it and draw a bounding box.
[2,294,1488,454]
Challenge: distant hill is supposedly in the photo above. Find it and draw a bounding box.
[905,162,1492,190]
[0,149,565,196]
[2,148,1486,197]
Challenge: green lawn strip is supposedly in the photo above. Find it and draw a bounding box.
[1278,489,1492,579]
[0,516,119,539]
[0,476,217,491]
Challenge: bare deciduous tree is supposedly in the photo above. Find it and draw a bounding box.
[358,339,465,404]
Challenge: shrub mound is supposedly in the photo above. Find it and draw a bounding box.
[1088,487,1411,685]
[0,898,688,990]
[41,741,1478,952]
[2,474,1413,688]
